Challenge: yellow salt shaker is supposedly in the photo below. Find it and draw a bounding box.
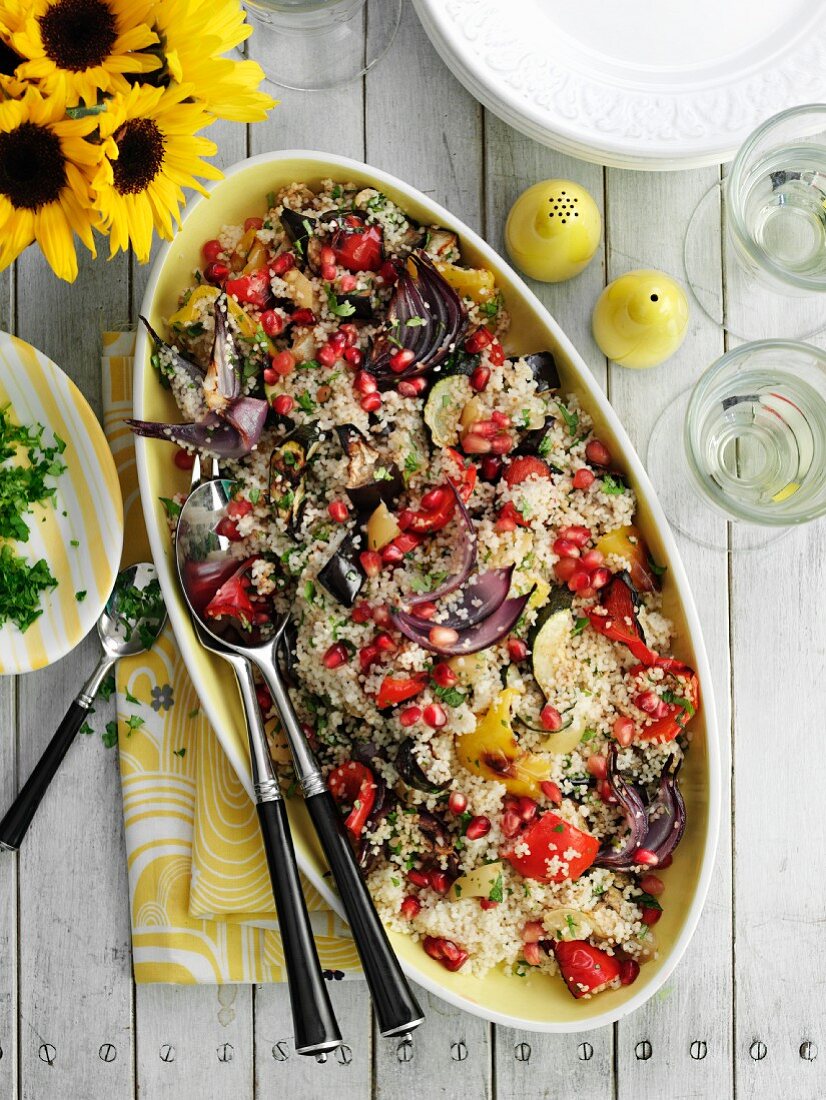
[505,180,601,283]
[592,270,689,369]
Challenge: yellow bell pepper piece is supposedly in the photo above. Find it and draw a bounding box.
[456,688,550,798]
[434,261,497,305]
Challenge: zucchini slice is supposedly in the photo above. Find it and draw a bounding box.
[529,590,574,700]
[423,374,473,447]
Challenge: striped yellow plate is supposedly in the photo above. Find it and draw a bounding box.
[0,333,123,675]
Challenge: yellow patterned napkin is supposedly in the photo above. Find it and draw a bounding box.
[102,331,360,983]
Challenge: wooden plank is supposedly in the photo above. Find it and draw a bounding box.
[14,244,134,1100]
[604,167,734,1099]
[135,984,253,1099]
[253,981,370,1099]
[495,1024,614,1100]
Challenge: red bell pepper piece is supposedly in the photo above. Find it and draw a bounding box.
[405,483,456,534]
[203,559,263,628]
[376,672,428,709]
[332,223,383,272]
[498,500,531,529]
[445,447,477,502]
[505,811,599,883]
[586,573,683,671]
[553,940,621,999]
[328,761,377,838]
[225,268,272,309]
[629,663,700,743]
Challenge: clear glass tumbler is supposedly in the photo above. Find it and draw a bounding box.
[685,105,826,340]
[244,0,402,91]
[646,340,826,551]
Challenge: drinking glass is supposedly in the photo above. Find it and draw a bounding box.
[244,0,402,91]
[685,105,826,340]
[646,341,826,551]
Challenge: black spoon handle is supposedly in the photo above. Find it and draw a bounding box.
[305,789,424,1037]
[0,699,89,851]
[257,797,343,1057]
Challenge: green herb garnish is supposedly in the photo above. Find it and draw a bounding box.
[555,402,579,436]
[325,286,356,318]
[102,721,119,748]
[173,747,186,758]
[571,617,589,636]
[488,872,504,904]
[159,496,181,520]
[601,474,625,495]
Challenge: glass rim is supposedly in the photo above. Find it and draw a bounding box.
[726,103,826,293]
[684,338,826,527]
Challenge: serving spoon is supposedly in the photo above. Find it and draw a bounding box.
[176,479,424,1039]
[0,562,166,851]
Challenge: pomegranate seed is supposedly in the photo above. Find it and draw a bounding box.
[522,920,545,943]
[358,644,379,671]
[540,704,563,732]
[462,432,492,455]
[318,344,338,367]
[215,517,240,541]
[495,510,517,532]
[202,238,223,261]
[586,754,608,779]
[407,869,430,888]
[271,350,295,376]
[559,525,591,547]
[320,246,336,266]
[488,341,505,366]
[491,410,511,428]
[339,274,357,293]
[553,537,581,558]
[400,706,422,727]
[432,662,458,688]
[470,365,491,391]
[353,370,377,395]
[372,604,392,628]
[465,815,491,840]
[464,327,492,353]
[479,898,499,910]
[263,367,278,385]
[244,216,264,232]
[481,456,502,481]
[381,543,404,565]
[579,586,596,599]
[636,691,662,715]
[432,939,468,972]
[204,261,229,284]
[396,509,415,531]
[448,791,468,814]
[344,347,363,367]
[413,601,437,620]
[568,569,592,592]
[640,873,664,896]
[541,780,562,805]
[351,601,372,624]
[272,394,294,417]
[321,263,337,281]
[374,632,397,653]
[421,487,447,511]
[397,381,418,398]
[407,377,428,394]
[423,703,447,729]
[429,871,451,895]
[255,684,272,712]
[429,625,458,647]
[328,332,346,354]
[389,348,415,373]
[590,567,610,589]
[423,936,444,960]
[227,498,253,519]
[401,896,421,919]
[291,307,315,326]
[613,715,635,747]
[379,260,399,284]
[340,323,358,345]
[573,467,595,490]
[490,433,514,455]
[580,549,604,569]
[634,848,659,866]
[259,309,284,337]
[619,959,640,986]
[553,556,579,582]
[271,252,295,275]
[173,449,195,471]
[507,638,528,662]
[523,942,543,967]
[327,500,349,524]
[322,643,348,669]
[359,550,382,577]
[659,853,674,869]
[516,797,537,822]
[641,906,662,926]
[585,439,611,467]
[501,810,522,838]
[360,392,382,413]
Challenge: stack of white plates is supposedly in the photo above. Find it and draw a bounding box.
[412,0,826,170]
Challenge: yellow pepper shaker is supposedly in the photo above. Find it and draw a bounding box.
[505,180,601,283]
[592,269,689,369]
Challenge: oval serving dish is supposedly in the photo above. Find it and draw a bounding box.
[133,151,720,1032]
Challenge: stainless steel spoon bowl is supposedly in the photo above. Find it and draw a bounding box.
[0,562,167,851]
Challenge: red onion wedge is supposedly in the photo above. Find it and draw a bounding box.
[407,482,477,607]
[367,250,467,384]
[639,753,686,864]
[140,315,204,385]
[594,745,648,870]
[128,397,268,461]
[428,567,515,631]
[392,588,533,657]
[204,297,241,411]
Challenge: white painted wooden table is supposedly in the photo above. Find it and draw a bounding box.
[1,8,825,1098]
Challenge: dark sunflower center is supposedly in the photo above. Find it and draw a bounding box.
[39,0,117,72]
[0,38,22,77]
[0,122,66,210]
[112,118,164,194]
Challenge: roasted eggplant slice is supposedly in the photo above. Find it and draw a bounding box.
[394,738,447,794]
[279,208,316,261]
[336,292,374,320]
[268,422,325,528]
[336,423,404,515]
[317,532,364,607]
[518,351,561,393]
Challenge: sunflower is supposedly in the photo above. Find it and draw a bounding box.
[0,0,30,96]
[152,0,275,123]
[12,0,160,106]
[94,82,223,263]
[0,85,102,281]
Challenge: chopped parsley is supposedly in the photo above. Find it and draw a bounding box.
[99,674,116,702]
[111,573,164,650]
[249,487,260,505]
[555,402,579,436]
[601,473,625,495]
[303,580,317,603]
[188,707,201,720]
[579,728,596,743]
[325,286,356,317]
[75,590,87,602]
[537,432,553,458]
[405,316,426,327]
[432,684,467,708]
[636,892,662,911]
[125,714,145,734]
[0,547,56,631]
[102,721,119,748]
[159,496,182,520]
[173,747,186,758]
[571,616,589,636]
[647,552,667,577]
[488,871,504,903]
[297,391,316,414]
